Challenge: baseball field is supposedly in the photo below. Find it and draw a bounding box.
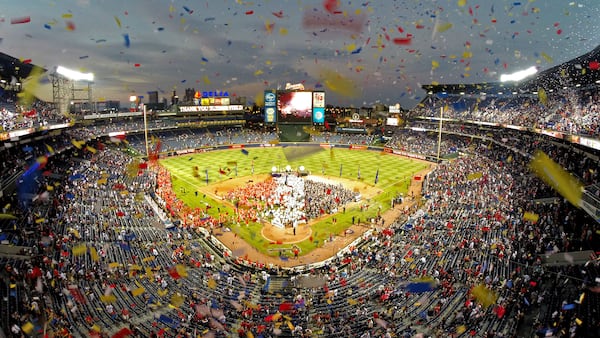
[158,146,430,260]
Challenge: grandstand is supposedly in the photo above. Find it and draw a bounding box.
[1,47,600,338]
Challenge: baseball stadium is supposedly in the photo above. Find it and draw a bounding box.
[2,3,600,338]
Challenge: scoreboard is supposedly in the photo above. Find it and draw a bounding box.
[263,90,325,124]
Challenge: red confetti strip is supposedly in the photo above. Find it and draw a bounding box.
[323,0,339,14]
[556,29,562,35]
[245,10,254,15]
[272,11,284,18]
[415,24,425,29]
[22,59,32,64]
[11,16,31,24]
[393,37,412,45]
[66,21,76,31]
[134,63,141,67]
[589,61,599,70]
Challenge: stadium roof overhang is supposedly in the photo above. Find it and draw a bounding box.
[421,44,600,96]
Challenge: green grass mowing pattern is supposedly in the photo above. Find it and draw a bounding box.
[159,147,429,258]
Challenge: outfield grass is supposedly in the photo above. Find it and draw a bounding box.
[159,146,429,257]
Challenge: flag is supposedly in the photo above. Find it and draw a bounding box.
[219,168,226,175]
[339,163,343,177]
[375,168,379,184]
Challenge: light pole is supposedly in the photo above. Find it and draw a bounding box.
[436,106,443,162]
[143,103,149,159]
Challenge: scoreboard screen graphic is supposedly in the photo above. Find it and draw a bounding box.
[277,91,313,123]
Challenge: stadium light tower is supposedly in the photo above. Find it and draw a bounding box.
[500,66,537,82]
[52,65,95,115]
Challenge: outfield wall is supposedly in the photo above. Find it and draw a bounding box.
[158,142,443,164]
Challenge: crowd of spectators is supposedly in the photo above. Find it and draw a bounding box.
[413,88,600,137]
[0,93,70,132]
[383,129,467,158]
[0,96,600,337]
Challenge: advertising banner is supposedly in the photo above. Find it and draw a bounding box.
[264,90,277,123]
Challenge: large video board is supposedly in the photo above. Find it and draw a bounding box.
[277,91,313,123]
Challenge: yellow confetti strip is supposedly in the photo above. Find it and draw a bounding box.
[471,284,498,308]
[523,212,539,223]
[529,150,583,207]
[17,66,44,107]
[100,294,117,303]
[321,69,358,98]
[176,264,188,278]
[437,22,453,33]
[207,278,217,289]
[90,247,99,262]
[21,322,34,334]
[540,52,553,63]
[72,244,87,256]
[170,293,185,308]
[131,288,146,297]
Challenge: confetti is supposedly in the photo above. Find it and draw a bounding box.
[529,150,583,207]
[65,21,76,31]
[320,69,358,97]
[17,66,44,107]
[131,287,145,297]
[245,10,254,15]
[393,37,412,45]
[100,294,117,303]
[123,33,130,47]
[11,16,31,24]
[114,16,122,28]
[436,22,453,33]
[21,322,34,334]
[72,244,87,256]
[323,0,339,14]
[471,284,498,308]
[523,212,539,223]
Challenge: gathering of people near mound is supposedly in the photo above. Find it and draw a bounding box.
[225,175,356,230]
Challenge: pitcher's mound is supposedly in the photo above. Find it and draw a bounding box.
[261,224,312,244]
